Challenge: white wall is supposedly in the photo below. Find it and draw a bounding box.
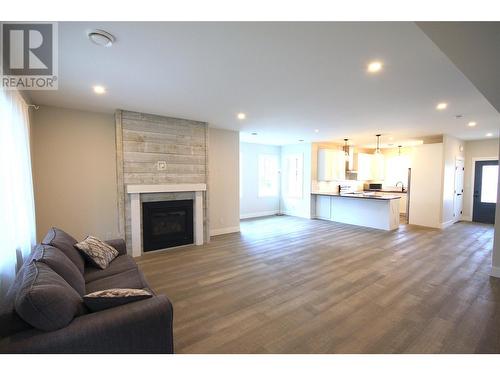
[441,135,465,225]
[463,138,499,220]
[208,128,240,236]
[240,142,281,218]
[281,143,313,219]
[408,143,444,228]
[32,106,119,242]
[492,140,500,277]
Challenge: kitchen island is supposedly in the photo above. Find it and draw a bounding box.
[312,192,400,230]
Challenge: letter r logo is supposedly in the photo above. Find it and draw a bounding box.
[2,23,53,75]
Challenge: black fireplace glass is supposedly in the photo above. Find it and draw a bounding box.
[142,200,194,252]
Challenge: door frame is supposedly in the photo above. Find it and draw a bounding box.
[453,156,465,223]
[470,157,498,221]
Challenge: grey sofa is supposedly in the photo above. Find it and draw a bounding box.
[0,228,174,353]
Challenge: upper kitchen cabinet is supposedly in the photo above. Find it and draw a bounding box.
[357,153,373,180]
[357,152,385,181]
[372,152,385,181]
[317,148,346,181]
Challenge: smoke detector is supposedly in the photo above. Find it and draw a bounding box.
[88,29,115,47]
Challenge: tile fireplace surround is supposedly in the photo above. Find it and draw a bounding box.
[126,183,207,257]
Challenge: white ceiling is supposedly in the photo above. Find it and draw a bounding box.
[28,22,500,146]
[417,22,500,113]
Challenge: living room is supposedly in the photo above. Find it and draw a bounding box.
[1,0,500,373]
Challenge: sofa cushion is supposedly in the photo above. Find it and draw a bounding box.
[75,236,118,270]
[33,244,85,296]
[42,227,85,275]
[83,288,152,312]
[15,261,84,332]
[85,268,149,294]
[84,255,138,284]
[0,268,32,338]
[0,249,45,338]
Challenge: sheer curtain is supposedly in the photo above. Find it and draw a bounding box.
[0,89,36,298]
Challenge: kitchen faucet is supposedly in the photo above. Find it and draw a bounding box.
[396,181,405,192]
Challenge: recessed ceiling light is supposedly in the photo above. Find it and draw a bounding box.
[88,29,115,47]
[436,102,448,110]
[251,132,258,136]
[237,113,246,120]
[314,129,319,133]
[468,121,477,127]
[389,136,394,141]
[93,85,106,95]
[486,133,493,137]
[367,61,383,73]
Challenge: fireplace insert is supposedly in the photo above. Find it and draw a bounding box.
[142,199,194,252]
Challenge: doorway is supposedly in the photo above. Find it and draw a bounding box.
[472,160,498,224]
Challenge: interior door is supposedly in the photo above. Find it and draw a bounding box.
[472,160,498,224]
[453,158,464,220]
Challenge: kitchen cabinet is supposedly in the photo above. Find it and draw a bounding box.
[378,192,407,214]
[372,153,385,181]
[357,152,385,181]
[315,195,332,219]
[317,148,346,181]
[357,153,373,181]
[399,194,407,214]
[312,193,400,230]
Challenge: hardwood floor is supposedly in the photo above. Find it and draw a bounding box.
[136,216,500,353]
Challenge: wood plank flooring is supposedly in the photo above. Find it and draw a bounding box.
[136,216,500,353]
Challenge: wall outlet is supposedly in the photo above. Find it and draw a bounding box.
[157,161,167,171]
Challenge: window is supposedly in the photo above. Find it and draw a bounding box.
[481,165,498,203]
[286,153,303,198]
[0,89,36,297]
[258,154,279,197]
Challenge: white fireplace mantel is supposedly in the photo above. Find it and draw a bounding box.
[126,183,207,257]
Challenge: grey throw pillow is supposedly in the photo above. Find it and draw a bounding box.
[74,236,119,269]
[83,288,152,312]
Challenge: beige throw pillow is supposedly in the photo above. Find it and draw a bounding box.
[74,236,118,269]
[83,288,152,312]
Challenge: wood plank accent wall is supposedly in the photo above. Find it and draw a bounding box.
[115,110,209,253]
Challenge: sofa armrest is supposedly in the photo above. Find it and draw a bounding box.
[0,295,174,354]
[105,238,127,255]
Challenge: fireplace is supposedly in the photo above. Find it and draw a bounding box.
[142,200,194,252]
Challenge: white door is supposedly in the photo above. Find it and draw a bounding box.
[454,158,465,221]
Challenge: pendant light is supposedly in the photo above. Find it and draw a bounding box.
[372,134,384,181]
[344,138,349,160]
[398,145,402,156]
[375,134,382,154]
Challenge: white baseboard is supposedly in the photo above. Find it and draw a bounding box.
[440,220,456,229]
[240,210,278,219]
[490,266,500,278]
[461,215,472,222]
[209,226,240,237]
[281,211,311,219]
